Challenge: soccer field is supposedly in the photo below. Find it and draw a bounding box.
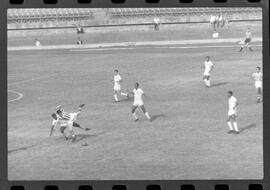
[8,27,263,180]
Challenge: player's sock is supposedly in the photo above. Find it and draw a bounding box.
[227,122,233,131]
[120,92,128,97]
[145,112,151,120]
[133,113,138,120]
[239,47,243,52]
[207,80,211,87]
[114,94,119,102]
[204,79,207,86]
[233,122,239,132]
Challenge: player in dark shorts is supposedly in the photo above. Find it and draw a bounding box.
[240,28,252,52]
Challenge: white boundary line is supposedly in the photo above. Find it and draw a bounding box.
[70,44,263,52]
[8,38,262,51]
[8,75,52,86]
[8,90,23,103]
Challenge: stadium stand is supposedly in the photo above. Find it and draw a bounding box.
[7,8,262,29]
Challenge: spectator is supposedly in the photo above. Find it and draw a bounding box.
[76,24,84,34]
[35,38,41,46]
[153,17,160,31]
[77,37,83,45]
[212,29,219,39]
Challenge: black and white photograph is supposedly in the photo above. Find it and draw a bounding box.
[8,7,263,180]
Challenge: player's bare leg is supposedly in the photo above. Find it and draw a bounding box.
[247,43,253,51]
[257,87,262,103]
[203,76,210,88]
[120,90,129,99]
[73,122,90,131]
[114,90,119,102]
[131,105,139,122]
[60,126,68,140]
[140,105,152,121]
[231,115,239,134]
[226,116,234,134]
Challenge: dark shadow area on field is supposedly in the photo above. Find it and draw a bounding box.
[239,123,256,133]
[211,82,228,88]
[8,145,35,154]
[151,114,166,122]
[75,131,107,142]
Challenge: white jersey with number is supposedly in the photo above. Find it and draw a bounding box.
[133,88,144,106]
[114,74,122,91]
[228,96,237,116]
[204,61,213,76]
[252,72,263,88]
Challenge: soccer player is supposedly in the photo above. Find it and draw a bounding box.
[203,56,214,88]
[227,91,240,134]
[50,113,89,140]
[35,38,41,46]
[240,28,252,52]
[50,113,69,140]
[130,82,152,122]
[252,66,263,103]
[54,104,89,141]
[113,69,129,102]
[212,29,219,39]
[77,37,83,45]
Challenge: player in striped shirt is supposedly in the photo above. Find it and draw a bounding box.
[52,104,90,141]
[240,28,253,52]
[252,66,263,103]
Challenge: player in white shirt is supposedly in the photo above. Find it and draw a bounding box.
[212,29,219,39]
[35,38,41,46]
[227,91,240,134]
[50,104,90,141]
[130,82,152,122]
[113,70,129,102]
[252,66,263,103]
[203,56,214,88]
[240,28,252,52]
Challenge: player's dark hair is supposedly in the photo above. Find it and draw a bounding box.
[51,113,57,119]
[135,82,139,86]
[56,110,62,115]
[114,69,118,73]
[228,91,233,95]
[257,66,261,70]
[206,56,210,59]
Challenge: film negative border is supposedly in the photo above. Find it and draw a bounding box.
[1,0,269,190]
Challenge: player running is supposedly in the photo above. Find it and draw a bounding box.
[226,91,240,134]
[113,69,129,102]
[202,56,214,88]
[252,66,263,103]
[50,104,89,142]
[239,28,253,52]
[130,82,152,122]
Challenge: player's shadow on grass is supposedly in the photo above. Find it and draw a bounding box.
[75,131,107,142]
[151,114,166,122]
[8,145,35,154]
[211,82,228,88]
[239,123,256,133]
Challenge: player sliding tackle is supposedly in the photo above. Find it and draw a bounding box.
[227,91,240,134]
[203,56,214,88]
[50,104,90,142]
[252,66,263,103]
[130,82,152,122]
[113,69,129,102]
